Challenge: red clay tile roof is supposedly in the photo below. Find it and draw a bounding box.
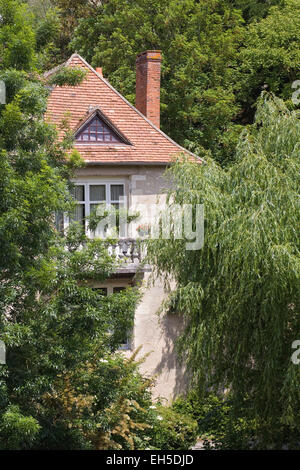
[45,54,199,165]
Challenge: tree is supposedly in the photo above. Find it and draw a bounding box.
[236,0,300,123]
[147,94,300,448]
[0,0,36,71]
[228,0,284,21]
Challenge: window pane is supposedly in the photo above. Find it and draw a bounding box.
[92,287,108,296]
[55,211,64,232]
[70,204,85,226]
[90,203,104,214]
[90,204,107,237]
[71,185,85,201]
[113,287,126,294]
[90,185,106,201]
[76,116,123,143]
[111,185,124,201]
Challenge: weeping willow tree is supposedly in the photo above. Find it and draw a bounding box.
[148,93,300,447]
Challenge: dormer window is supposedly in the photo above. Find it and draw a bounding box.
[75,109,131,145]
[76,115,121,143]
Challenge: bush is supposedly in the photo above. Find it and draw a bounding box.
[150,404,198,450]
[0,405,40,450]
[172,391,257,450]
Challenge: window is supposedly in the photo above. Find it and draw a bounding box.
[68,181,126,237]
[93,286,132,351]
[76,115,123,143]
[113,287,126,294]
[113,287,131,350]
[92,287,108,296]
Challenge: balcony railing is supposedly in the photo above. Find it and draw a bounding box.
[105,238,148,273]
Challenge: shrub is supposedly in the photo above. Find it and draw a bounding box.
[0,405,40,450]
[172,391,258,450]
[150,404,198,450]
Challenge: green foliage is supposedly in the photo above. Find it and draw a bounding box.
[237,0,300,122]
[0,0,36,71]
[35,7,60,50]
[34,7,62,70]
[47,66,87,87]
[37,352,155,450]
[51,0,97,62]
[67,148,84,169]
[0,405,40,450]
[150,404,198,450]
[173,392,258,450]
[147,94,300,448]
[228,0,284,21]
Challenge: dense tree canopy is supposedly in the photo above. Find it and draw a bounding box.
[236,0,300,122]
[229,0,284,20]
[0,0,36,70]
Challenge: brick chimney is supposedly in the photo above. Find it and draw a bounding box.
[135,50,162,128]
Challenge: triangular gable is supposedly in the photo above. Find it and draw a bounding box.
[75,109,131,145]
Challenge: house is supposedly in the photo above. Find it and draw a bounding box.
[45,51,198,400]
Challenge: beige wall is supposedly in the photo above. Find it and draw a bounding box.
[75,164,188,400]
[133,272,188,401]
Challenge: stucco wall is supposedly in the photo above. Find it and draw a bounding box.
[133,272,188,400]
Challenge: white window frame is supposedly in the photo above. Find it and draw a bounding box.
[65,179,127,237]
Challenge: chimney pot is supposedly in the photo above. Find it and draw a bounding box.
[135,50,162,128]
[96,67,103,77]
